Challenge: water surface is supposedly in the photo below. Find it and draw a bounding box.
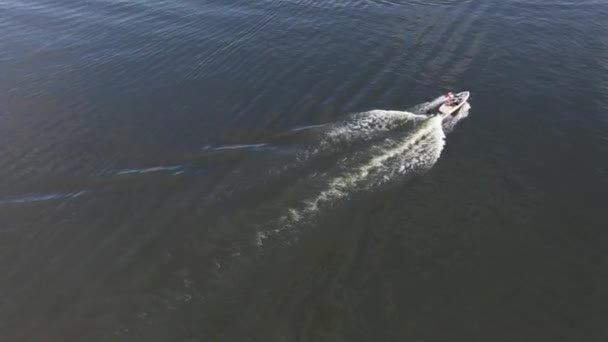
[1,0,608,341]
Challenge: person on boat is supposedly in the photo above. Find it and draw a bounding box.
[445,93,460,107]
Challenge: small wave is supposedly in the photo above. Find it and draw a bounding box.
[442,101,471,133]
[115,165,184,175]
[202,143,273,151]
[369,0,469,7]
[0,191,87,206]
[290,123,328,132]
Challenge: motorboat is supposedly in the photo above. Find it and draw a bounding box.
[438,91,470,117]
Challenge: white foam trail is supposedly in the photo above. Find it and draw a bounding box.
[116,165,183,175]
[323,110,427,145]
[0,191,87,206]
[304,116,443,212]
[256,114,446,245]
[291,110,428,165]
[253,97,471,246]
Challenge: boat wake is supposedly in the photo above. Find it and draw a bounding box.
[254,99,470,246]
[0,191,87,206]
[115,165,184,176]
[68,95,470,250]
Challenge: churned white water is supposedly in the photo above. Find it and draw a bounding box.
[256,103,470,246]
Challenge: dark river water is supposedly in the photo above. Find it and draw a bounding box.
[2,0,608,341]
